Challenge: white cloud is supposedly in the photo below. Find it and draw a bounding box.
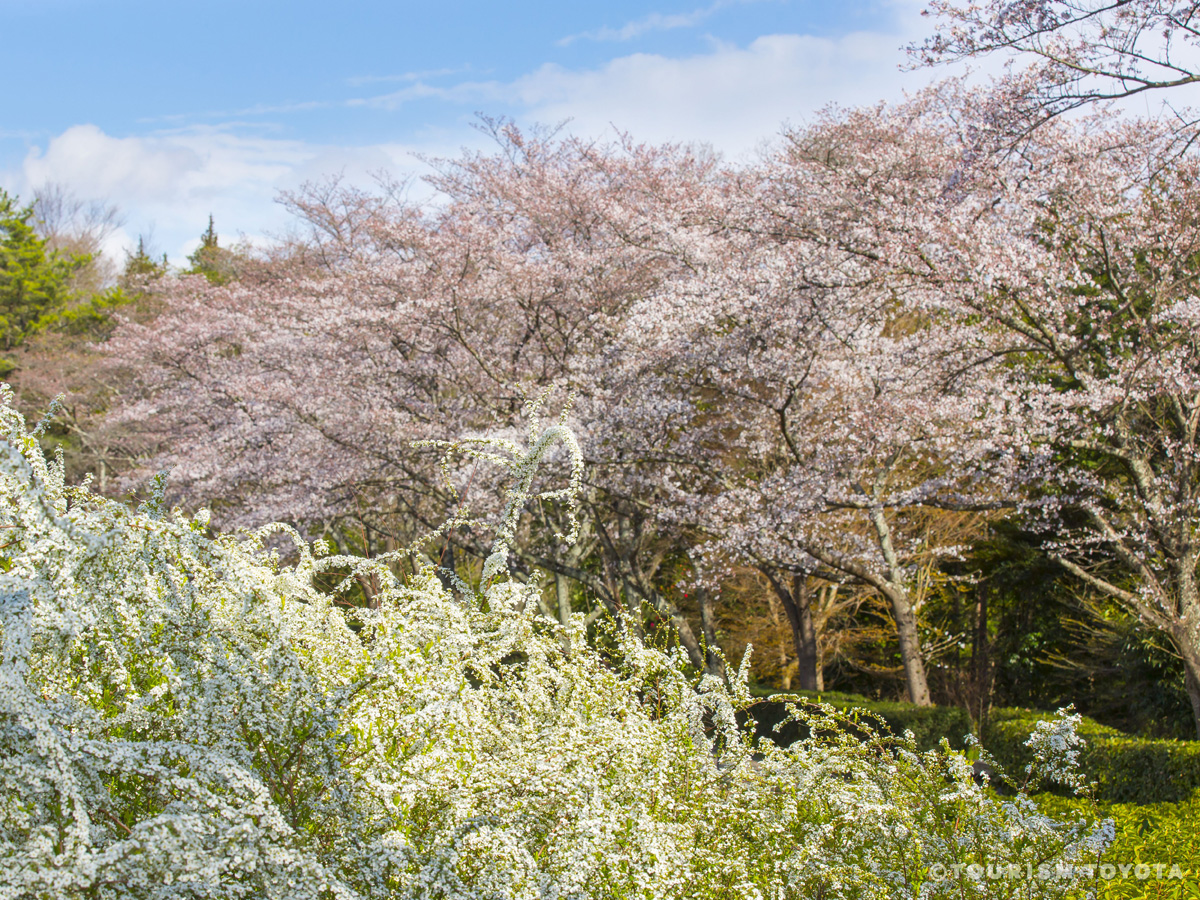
[17,126,441,264]
[357,1,939,158]
[521,14,936,157]
[345,67,473,87]
[23,126,205,205]
[558,0,761,45]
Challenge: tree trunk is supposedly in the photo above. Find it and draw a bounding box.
[1175,563,1200,740]
[867,506,932,707]
[815,584,836,691]
[617,516,643,639]
[1183,652,1200,741]
[764,570,820,691]
[792,575,820,691]
[555,572,572,627]
[888,585,932,707]
[698,588,727,680]
[971,583,992,734]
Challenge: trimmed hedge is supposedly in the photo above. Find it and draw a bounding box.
[748,691,1200,804]
[745,688,974,752]
[984,708,1200,803]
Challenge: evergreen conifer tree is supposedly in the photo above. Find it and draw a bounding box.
[0,190,87,372]
[185,214,239,285]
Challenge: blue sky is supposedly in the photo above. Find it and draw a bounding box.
[1,0,940,263]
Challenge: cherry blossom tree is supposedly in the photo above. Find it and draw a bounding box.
[105,90,1200,726]
[795,84,1200,733]
[954,124,1200,736]
[104,113,1031,701]
[617,101,1028,706]
[633,263,1014,705]
[913,0,1200,129]
[108,125,725,670]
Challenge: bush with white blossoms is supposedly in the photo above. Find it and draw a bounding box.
[0,389,1112,899]
[1023,707,1091,795]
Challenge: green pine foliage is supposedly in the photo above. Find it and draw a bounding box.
[122,235,169,283]
[185,214,242,285]
[0,190,89,363]
[29,285,132,340]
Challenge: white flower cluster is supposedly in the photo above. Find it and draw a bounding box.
[1023,707,1091,795]
[0,391,1109,898]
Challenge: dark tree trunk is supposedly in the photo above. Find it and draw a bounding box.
[792,575,820,691]
[436,538,456,591]
[698,588,727,680]
[970,583,992,734]
[764,570,820,691]
[1184,656,1200,741]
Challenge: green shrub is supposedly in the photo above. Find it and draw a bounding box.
[751,697,1200,805]
[747,688,974,752]
[986,709,1200,803]
[0,396,1116,899]
[1036,792,1200,899]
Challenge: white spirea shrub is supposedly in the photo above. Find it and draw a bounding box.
[0,390,1110,899]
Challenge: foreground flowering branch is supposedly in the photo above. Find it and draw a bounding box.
[0,392,1110,898]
